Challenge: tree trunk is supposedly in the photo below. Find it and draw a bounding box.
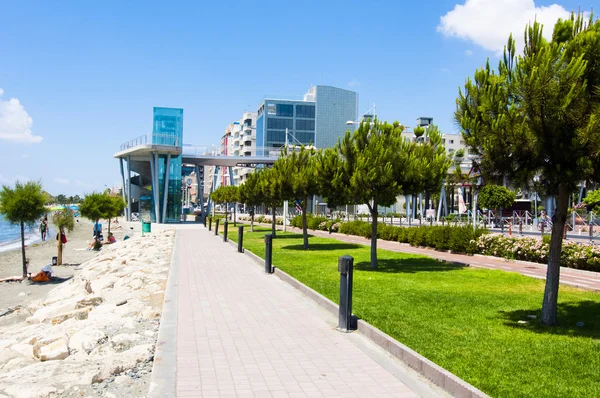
[234,203,237,227]
[108,218,111,235]
[20,222,27,278]
[369,201,378,269]
[271,205,277,238]
[302,199,309,250]
[541,184,570,325]
[225,201,228,223]
[57,229,63,266]
[251,212,254,232]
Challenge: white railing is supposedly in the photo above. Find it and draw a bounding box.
[120,134,180,151]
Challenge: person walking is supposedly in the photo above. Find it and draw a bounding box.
[39,217,48,241]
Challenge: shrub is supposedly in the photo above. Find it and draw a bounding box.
[475,234,600,271]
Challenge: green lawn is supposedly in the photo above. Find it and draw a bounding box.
[224,225,600,398]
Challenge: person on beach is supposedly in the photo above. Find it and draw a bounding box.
[39,217,48,241]
[88,237,103,251]
[29,263,53,283]
[105,232,116,244]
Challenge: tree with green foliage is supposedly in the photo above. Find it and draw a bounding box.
[210,185,239,223]
[106,196,126,234]
[276,145,319,249]
[413,125,425,139]
[583,188,600,213]
[52,207,75,266]
[239,172,262,232]
[478,184,516,225]
[56,194,67,205]
[257,167,284,237]
[80,192,114,237]
[335,119,410,269]
[455,13,600,325]
[0,181,47,277]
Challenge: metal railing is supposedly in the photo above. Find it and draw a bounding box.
[119,134,180,151]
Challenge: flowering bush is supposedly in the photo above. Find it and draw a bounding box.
[475,234,600,271]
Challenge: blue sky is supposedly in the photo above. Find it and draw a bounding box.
[0,0,592,196]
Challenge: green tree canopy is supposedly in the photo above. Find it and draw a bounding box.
[239,172,263,231]
[80,192,114,228]
[0,181,47,277]
[257,167,284,237]
[455,13,600,325]
[583,188,600,213]
[52,207,75,265]
[478,184,516,211]
[275,145,319,249]
[336,119,409,268]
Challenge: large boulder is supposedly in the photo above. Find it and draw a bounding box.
[68,327,106,354]
[110,333,141,352]
[33,336,69,361]
[93,343,154,382]
[26,296,85,324]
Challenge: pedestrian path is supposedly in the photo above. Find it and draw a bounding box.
[175,228,446,397]
[282,226,600,292]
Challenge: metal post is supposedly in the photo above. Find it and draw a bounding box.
[223,220,228,242]
[238,226,244,253]
[283,200,288,232]
[264,234,273,273]
[162,154,171,224]
[208,217,212,231]
[126,155,132,222]
[152,153,161,223]
[337,255,354,332]
[590,213,594,242]
[119,158,127,221]
[215,218,219,236]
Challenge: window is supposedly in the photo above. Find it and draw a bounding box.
[296,119,315,131]
[266,130,286,142]
[460,140,465,145]
[448,148,454,154]
[449,139,454,144]
[276,104,293,117]
[296,105,315,118]
[267,118,293,130]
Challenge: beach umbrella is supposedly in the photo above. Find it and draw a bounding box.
[68,205,80,210]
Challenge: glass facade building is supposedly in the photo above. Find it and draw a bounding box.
[154,107,183,223]
[255,86,357,153]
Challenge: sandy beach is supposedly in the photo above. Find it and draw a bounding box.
[0,217,134,325]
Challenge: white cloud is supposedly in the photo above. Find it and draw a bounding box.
[437,0,571,54]
[348,78,360,87]
[54,177,69,184]
[0,89,43,144]
[21,154,30,159]
[465,49,473,56]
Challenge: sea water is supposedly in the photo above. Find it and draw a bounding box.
[0,216,44,253]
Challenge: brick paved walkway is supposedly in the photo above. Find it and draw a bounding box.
[281,226,600,292]
[175,228,445,397]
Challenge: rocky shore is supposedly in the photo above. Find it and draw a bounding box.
[0,230,174,398]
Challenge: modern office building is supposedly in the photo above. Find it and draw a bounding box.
[256,85,357,155]
[115,107,275,224]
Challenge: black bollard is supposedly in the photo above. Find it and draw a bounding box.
[203,217,206,227]
[208,218,212,231]
[264,234,273,274]
[215,219,219,236]
[338,255,354,332]
[223,220,229,242]
[238,226,244,253]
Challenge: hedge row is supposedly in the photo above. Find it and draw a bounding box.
[339,221,486,254]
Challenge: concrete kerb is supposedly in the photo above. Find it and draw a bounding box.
[230,236,488,398]
[148,232,180,398]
